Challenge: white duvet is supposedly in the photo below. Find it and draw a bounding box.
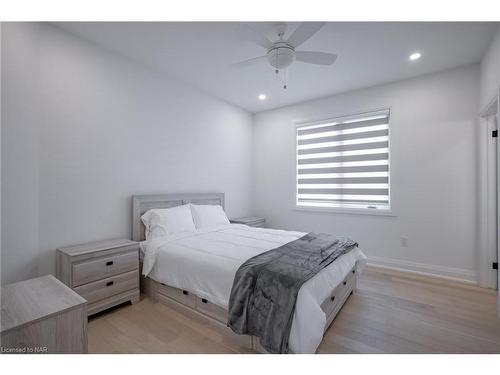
[141,224,366,353]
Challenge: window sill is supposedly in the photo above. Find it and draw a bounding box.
[293,205,396,217]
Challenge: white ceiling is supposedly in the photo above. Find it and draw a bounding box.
[55,22,499,113]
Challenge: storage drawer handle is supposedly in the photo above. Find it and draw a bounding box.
[330,295,335,302]
[106,281,114,287]
[352,270,356,274]
[201,298,208,304]
[182,290,188,295]
[106,261,114,266]
[343,281,347,285]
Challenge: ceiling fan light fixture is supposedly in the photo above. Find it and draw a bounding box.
[258,94,266,100]
[409,52,422,61]
[267,45,295,70]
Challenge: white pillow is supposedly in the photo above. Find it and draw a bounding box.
[190,204,230,230]
[141,204,195,239]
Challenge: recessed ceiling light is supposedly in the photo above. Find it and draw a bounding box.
[258,94,266,100]
[409,52,422,61]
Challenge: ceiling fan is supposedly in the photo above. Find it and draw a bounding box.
[233,22,337,89]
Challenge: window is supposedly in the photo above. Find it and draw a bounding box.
[296,109,390,212]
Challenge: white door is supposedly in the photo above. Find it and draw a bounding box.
[486,115,500,289]
[486,114,498,291]
[479,112,498,290]
[478,91,499,318]
[497,88,500,317]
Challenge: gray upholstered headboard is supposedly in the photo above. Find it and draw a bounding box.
[131,193,225,241]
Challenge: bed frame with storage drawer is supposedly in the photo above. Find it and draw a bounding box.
[133,193,359,353]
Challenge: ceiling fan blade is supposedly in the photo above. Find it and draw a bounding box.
[295,51,337,65]
[231,55,267,68]
[242,25,273,49]
[286,22,325,48]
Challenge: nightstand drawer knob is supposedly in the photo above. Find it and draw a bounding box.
[106,261,114,266]
[106,281,114,287]
[201,298,208,304]
[182,290,188,295]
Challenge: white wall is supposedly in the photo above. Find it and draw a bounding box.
[1,23,40,285]
[253,65,480,282]
[480,27,500,110]
[1,23,253,284]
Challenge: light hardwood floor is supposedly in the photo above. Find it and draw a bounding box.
[88,266,500,353]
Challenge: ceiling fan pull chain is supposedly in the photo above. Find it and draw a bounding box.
[275,49,279,75]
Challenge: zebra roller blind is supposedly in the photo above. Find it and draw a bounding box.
[296,109,390,210]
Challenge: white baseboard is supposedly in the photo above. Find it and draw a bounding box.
[367,255,478,285]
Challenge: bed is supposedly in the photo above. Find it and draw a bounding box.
[132,193,366,353]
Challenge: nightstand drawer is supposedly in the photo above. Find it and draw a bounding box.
[72,250,138,287]
[74,269,138,304]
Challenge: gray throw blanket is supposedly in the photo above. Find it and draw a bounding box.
[227,233,358,353]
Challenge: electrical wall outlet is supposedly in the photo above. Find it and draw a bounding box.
[400,237,409,247]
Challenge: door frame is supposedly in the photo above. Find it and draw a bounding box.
[478,94,498,290]
[478,88,500,318]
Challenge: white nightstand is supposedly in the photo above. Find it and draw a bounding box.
[56,238,140,316]
[230,216,266,228]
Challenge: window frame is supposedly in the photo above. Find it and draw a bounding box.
[293,107,394,216]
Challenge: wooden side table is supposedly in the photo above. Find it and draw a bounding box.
[1,275,87,353]
[57,238,140,316]
[230,216,266,228]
